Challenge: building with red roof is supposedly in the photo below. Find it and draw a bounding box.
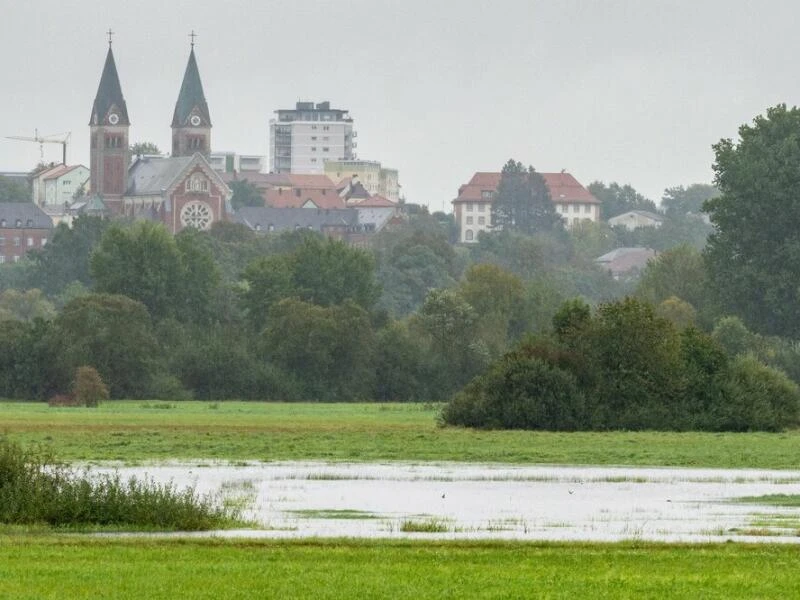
[451,170,600,243]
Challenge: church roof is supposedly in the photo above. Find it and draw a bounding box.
[171,48,211,127]
[126,156,195,196]
[89,47,130,126]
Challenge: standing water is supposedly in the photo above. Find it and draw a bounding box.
[93,462,800,542]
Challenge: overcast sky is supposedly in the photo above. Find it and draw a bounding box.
[1,0,799,210]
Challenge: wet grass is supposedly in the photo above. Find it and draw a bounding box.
[2,537,800,599]
[3,400,800,468]
[399,517,452,533]
[734,494,800,507]
[0,438,240,531]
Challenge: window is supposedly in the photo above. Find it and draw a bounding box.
[13,255,19,263]
[573,204,579,213]
[466,216,473,225]
[13,237,20,247]
[185,173,209,193]
[311,147,317,151]
[465,229,474,241]
[322,147,329,152]
[0,237,4,245]
[584,204,591,214]
[179,201,213,230]
[311,136,317,141]
[323,125,330,131]
[295,189,302,197]
[478,203,486,212]
[0,256,4,264]
[188,136,206,151]
[41,238,47,246]
[268,224,275,231]
[311,125,317,130]
[27,237,33,247]
[63,180,71,186]
[478,216,486,225]
[481,190,493,200]
[466,203,474,212]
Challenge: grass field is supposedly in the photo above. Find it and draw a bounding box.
[2,400,800,468]
[1,536,799,599]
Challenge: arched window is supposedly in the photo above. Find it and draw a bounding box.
[464,229,474,241]
[185,173,209,193]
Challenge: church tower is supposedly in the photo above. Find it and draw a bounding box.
[89,35,130,201]
[172,35,211,158]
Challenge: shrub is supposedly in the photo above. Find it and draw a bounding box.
[71,366,109,407]
[441,352,585,430]
[712,355,800,432]
[48,394,80,407]
[0,438,237,530]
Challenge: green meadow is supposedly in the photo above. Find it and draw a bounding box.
[2,400,800,468]
[1,537,800,599]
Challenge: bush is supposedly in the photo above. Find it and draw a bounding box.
[441,352,585,430]
[71,366,109,407]
[0,438,237,530]
[711,355,800,432]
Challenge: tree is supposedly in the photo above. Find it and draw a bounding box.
[704,104,800,336]
[491,159,561,235]
[29,216,110,295]
[0,289,55,322]
[289,236,380,310]
[229,179,263,209]
[52,294,161,398]
[661,184,719,217]
[129,141,161,156]
[262,299,375,400]
[635,245,715,326]
[0,175,30,203]
[587,181,657,219]
[91,221,220,323]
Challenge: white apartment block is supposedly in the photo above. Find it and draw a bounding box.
[209,151,266,174]
[269,101,355,175]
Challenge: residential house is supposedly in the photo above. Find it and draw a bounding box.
[608,210,664,231]
[0,203,53,264]
[595,247,657,279]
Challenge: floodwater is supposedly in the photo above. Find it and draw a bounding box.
[92,462,800,543]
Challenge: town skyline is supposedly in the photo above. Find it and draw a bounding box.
[2,0,800,209]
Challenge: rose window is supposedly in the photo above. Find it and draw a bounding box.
[180,201,212,230]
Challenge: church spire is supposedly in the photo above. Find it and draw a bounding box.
[89,46,129,126]
[171,36,211,157]
[171,43,211,128]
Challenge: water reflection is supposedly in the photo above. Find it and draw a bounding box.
[92,462,800,542]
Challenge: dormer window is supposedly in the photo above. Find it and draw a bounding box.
[185,173,209,193]
[15,219,21,227]
[26,219,33,227]
[0,219,6,227]
[255,224,262,231]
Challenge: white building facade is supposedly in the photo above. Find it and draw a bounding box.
[452,171,601,243]
[269,101,355,175]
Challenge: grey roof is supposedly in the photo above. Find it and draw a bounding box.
[0,203,54,229]
[126,156,194,196]
[609,210,664,222]
[89,47,130,126]
[172,48,211,127]
[234,207,358,232]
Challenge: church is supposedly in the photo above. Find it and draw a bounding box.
[88,36,231,233]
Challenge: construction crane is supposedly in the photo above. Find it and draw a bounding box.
[6,130,71,165]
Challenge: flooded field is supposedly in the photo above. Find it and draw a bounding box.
[94,462,800,542]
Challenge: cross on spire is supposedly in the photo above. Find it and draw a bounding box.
[189,30,197,48]
[106,28,114,47]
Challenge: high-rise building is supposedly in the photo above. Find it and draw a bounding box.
[269,101,356,174]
